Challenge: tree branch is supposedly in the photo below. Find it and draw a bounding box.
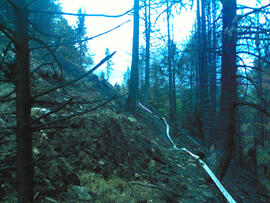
[0,41,13,67]
[32,51,116,99]
[30,98,74,124]
[31,95,119,131]
[31,20,130,49]
[0,89,16,100]
[31,63,55,75]
[236,101,270,118]
[237,75,269,107]
[0,24,14,41]
[29,37,63,79]
[27,17,65,38]
[238,3,270,21]
[29,8,133,18]
[5,0,16,8]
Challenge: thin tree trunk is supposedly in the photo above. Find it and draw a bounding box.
[172,36,177,125]
[255,29,265,178]
[126,0,140,113]
[166,0,176,125]
[14,0,34,202]
[200,0,208,142]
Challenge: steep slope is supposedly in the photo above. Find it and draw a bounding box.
[1,60,270,203]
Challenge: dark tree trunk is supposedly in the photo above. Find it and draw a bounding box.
[172,41,177,125]
[200,0,208,141]
[126,0,140,113]
[196,0,207,139]
[195,0,201,106]
[166,0,177,125]
[14,0,34,202]
[207,0,237,180]
[254,29,265,178]
[206,0,217,148]
[143,0,151,105]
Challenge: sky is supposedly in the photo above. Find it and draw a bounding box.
[58,0,269,85]
[58,0,196,85]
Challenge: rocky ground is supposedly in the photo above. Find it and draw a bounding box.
[1,62,270,202]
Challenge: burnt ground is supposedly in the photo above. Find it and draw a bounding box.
[1,63,270,202]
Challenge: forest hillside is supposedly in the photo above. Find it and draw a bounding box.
[1,0,270,202]
[1,60,269,202]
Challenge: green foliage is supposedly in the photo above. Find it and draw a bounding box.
[75,8,93,67]
[105,48,114,80]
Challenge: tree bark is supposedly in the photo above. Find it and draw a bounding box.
[166,0,177,125]
[195,0,207,139]
[143,0,151,105]
[14,0,34,202]
[206,0,217,148]
[200,0,208,142]
[126,0,140,113]
[254,27,265,178]
[207,0,237,180]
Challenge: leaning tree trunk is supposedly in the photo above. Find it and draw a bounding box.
[207,0,237,180]
[14,0,34,202]
[126,0,140,113]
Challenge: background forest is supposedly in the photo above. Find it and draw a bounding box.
[1,0,270,202]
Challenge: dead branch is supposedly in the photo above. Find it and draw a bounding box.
[31,63,55,75]
[129,181,163,190]
[0,24,14,41]
[236,101,270,118]
[27,17,65,38]
[31,124,70,131]
[30,98,74,124]
[32,51,116,100]
[0,96,16,102]
[0,41,13,67]
[31,20,130,49]
[29,37,63,79]
[31,95,118,131]
[236,75,270,108]
[34,142,77,165]
[33,97,114,106]
[29,8,133,18]
[238,3,270,21]
[5,0,16,8]
[0,89,16,100]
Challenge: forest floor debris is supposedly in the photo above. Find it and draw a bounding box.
[1,67,270,202]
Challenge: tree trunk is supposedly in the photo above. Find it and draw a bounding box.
[14,0,34,202]
[166,0,177,125]
[206,0,217,148]
[126,0,140,113]
[207,0,237,180]
[195,0,207,139]
[143,0,151,105]
[255,28,265,178]
[200,0,208,142]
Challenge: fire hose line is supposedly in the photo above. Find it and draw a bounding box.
[138,102,236,203]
